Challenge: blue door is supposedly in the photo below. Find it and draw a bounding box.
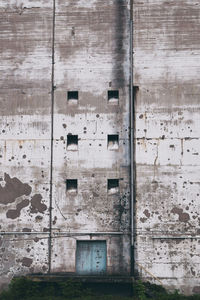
[76,241,107,275]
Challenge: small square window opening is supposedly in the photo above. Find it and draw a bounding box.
[67,91,78,104]
[108,134,119,150]
[66,179,78,194]
[108,90,119,104]
[67,134,78,150]
[108,179,119,195]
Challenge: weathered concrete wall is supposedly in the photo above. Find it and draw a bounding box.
[1,0,199,295]
[0,0,131,289]
[0,0,52,289]
[51,0,131,275]
[133,0,200,294]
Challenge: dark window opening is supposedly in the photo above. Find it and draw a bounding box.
[108,134,119,150]
[67,91,78,104]
[108,90,119,103]
[66,179,78,194]
[67,134,78,150]
[108,179,119,194]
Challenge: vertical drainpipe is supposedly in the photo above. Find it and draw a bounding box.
[49,0,56,273]
[130,0,135,276]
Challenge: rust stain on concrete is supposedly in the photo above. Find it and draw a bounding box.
[20,257,33,267]
[143,209,150,218]
[6,199,29,219]
[140,217,147,223]
[30,194,47,214]
[0,174,32,205]
[22,228,31,232]
[171,207,190,222]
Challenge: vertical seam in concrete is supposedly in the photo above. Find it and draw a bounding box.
[130,0,135,276]
[132,86,137,277]
[48,0,56,274]
[130,0,138,277]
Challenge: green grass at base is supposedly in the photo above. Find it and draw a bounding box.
[0,277,200,300]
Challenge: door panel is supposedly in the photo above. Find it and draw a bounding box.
[76,241,106,275]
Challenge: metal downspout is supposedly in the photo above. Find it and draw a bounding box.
[130,0,135,276]
[48,0,56,274]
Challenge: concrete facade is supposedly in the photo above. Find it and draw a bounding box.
[133,0,200,295]
[0,0,200,295]
[0,0,130,290]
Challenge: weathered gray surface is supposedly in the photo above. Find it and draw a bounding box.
[0,0,200,295]
[0,0,130,289]
[133,0,200,294]
[51,0,130,275]
[0,0,52,289]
